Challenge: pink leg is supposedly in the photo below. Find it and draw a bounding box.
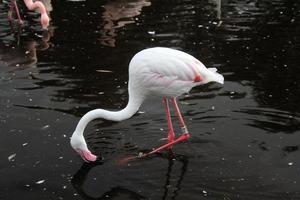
[13,1,23,24]
[172,97,189,135]
[8,1,14,21]
[7,1,23,24]
[141,133,190,157]
[163,97,175,147]
[119,97,191,163]
[141,97,190,157]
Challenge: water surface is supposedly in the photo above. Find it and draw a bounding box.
[0,0,300,199]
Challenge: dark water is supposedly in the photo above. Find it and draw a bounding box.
[1,0,300,199]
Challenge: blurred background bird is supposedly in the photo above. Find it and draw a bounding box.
[4,0,50,29]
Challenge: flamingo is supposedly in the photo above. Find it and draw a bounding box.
[70,47,224,162]
[6,0,49,29]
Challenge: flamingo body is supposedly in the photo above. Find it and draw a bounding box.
[128,47,223,97]
[71,47,224,162]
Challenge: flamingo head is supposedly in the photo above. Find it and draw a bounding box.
[40,13,50,30]
[197,67,224,85]
[70,134,97,162]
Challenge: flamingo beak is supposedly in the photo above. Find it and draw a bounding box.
[76,150,97,162]
[41,13,49,30]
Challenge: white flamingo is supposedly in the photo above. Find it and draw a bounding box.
[70,47,224,162]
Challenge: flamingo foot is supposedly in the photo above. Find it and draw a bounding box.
[17,19,24,26]
[117,133,190,164]
[144,133,190,157]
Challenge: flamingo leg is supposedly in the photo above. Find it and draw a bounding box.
[13,1,23,24]
[7,1,14,21]
[171,97,190,136]
[7,1,23,25]
[141,97,190,157]
[141,133,190,157]
[163,97,175,148]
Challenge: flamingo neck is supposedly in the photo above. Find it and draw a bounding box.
[23,0,47,13]
[23,0,49,29]
[73,93,144,137]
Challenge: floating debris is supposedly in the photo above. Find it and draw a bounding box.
[8,153,16,162]
[41,125,50,130]
[96,69,113,73]
[180,101,190,105]
[138,152,144,158]
[148,31,155,35]
[34,161,41,165]
[36,180,45,184]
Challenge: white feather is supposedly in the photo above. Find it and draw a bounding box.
[208,68,218,72]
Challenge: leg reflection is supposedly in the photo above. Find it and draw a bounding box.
[71,162,146,200]
[162,154,188,200]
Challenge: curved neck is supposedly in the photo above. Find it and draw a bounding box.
[74,93,144,136]
[23,0,47,14]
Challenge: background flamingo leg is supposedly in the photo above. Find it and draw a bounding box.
[7,1,14,21]
[13,1,23,24]
[7,1,23,25]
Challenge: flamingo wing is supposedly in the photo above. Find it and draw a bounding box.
[129,47,224,96]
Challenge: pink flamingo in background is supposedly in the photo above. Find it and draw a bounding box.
[70,47,224,162]
[7,0,49,29]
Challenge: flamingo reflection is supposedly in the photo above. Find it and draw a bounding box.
[0,28,54,68]
[210,0,222,26]
[71,154,188,200]
[71,161,146,200]
[100,0,151,47]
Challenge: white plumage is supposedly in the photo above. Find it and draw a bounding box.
[129,47,223,97]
